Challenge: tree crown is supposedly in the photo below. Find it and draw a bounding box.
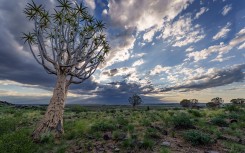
[22,0,109,84]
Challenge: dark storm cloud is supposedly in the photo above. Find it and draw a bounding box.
[0,0,59,88]
[71,80,162,104]
[161,64,245,92]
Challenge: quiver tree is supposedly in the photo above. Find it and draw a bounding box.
[22,0,109,141]
[128,94,142,109]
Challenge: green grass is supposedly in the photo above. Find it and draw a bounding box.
[0,104,244,152]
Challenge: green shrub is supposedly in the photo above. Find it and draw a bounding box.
[116,117,129,126]
[40,132,55,143]
[145,128,161,139]
[0,130,37,153]
[188,109,202,117]
[229,113,240,119]
[210,117,228,127]
[122,138,136,149]
[0,118,17,136]
[224,105,240,112]
[90,121,115,132]
[141,119,151,126]
[70,105,87,113]
[183,130,212,146]
[172,113,193,129]
[160,147,170,153]
[127,124,135,133]
[141,137,154,150]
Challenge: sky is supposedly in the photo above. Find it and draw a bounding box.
[0,0,244,104]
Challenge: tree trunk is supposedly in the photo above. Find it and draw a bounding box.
[32,73,68,141]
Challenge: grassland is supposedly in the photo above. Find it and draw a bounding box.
[0,103,244,153]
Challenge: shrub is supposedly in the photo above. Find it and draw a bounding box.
[141,119,151,126]
[0,130,37,153]
[145,128,161,139]
[188,109,202,117]
[183,130,212,146]
[69,105,87,113]
[224,105,240,112]
[116,117,129,126]
[141,137,154,150]
[172,113,193,129]
[122,138,136,149]
[90,121,115,132]
[0,118,17,136]
[210,117,228,127]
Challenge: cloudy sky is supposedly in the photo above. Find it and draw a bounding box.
[0,0,244,104]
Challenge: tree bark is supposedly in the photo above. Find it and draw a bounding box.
[32,73,68,141]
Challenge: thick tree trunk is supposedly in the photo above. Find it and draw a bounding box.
[32,73,68,141]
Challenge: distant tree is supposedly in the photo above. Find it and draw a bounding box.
[128,94,142,109]
[206,97,224,108]
[230,98,245,105]
[180,99,199,108]
[190,99,198,108]
[22,0,109,140]
[180,99,191,108]
[211,97,224,105]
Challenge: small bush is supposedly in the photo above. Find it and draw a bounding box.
[122,138,136,149]
[116,117,129,126]
[172,113,193,129]
[40,132,54,143]
[224,105,240,112]
[0,130,37,153]
[145,128,161,139]
[160,147,170,153]
[141,137,154,150]
[70,105,87,113]
[188,109,202,117]
[127,124,135,133]
[0,118,17,136]
[183,130,212,146]
[210,117,228,127]
[90,121,115,132]
[141,119,151,126]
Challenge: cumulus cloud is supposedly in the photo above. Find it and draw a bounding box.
[213,22,231,40]
[237,42,245,50]
[103,0,194,67]
[222,4,232,16]
[161,16,205,47]
[150,65,171,76]
[194,7,209,19]
[188,27,245,62]
[186,46,194,52]
[161,64,245,92]
[132,59,144,67]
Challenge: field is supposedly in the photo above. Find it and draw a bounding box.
[0,103,244,153]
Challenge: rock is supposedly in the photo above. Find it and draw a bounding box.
[103,133,111,140]
[205,151,220,153]
[161,141,171,147]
